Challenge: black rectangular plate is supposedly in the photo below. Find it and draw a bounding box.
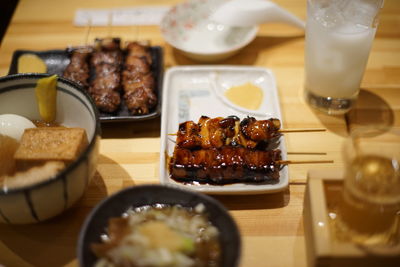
[8,47,163,122]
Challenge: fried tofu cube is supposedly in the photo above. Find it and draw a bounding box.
[14,127,88,171]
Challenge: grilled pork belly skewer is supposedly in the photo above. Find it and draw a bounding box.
[169,147,282,184]
[88,38,122,113]
[122,42,157,115]
[169,147,333,184]
[63,47,92,88]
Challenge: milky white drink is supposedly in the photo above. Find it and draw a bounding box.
[304,0,383,114]
[306,20,376,98]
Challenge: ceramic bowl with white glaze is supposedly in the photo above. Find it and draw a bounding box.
[0,73,101,224]
[160,0,258,62]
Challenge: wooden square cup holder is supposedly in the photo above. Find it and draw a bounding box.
[303,169,400,267]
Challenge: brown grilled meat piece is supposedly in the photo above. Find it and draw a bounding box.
[88,88,121,113]
[91,50,123,66]
[89,38,122,113]
[91,71,121,92]
[240,117,281,141]
[122,72,154,91]
[63,48,91,88]
[198,116,238,149]
[95,37,121,51]
[124,56,151,74]
[122,41,156,115]
[176,121,202,149]
[126,41,152,64]
[123,86,157,114]
[94,64,120,77]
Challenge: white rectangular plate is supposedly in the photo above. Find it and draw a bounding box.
[159,66,288,194]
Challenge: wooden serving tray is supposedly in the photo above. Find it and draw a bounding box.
[303,169,400,267]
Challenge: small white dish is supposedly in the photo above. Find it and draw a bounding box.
[159,66,289,195]
[160,0,258,62]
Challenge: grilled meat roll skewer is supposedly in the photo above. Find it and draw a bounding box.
[63,47,92,88]
[88,38,122,113]
[122,42,157,115]
[169,147,282,184]
[176,116,281,150]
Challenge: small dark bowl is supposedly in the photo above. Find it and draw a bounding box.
[78,184,241,267]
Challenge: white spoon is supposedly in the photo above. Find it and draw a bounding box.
[210,0,305,29]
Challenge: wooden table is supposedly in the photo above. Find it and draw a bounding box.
[0,0,399,266]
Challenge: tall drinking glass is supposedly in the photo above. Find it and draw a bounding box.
[336,131,400,253]
[304,0,384,115]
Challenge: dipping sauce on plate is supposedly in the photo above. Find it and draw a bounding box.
[224,82,263,110]
[17,54,47,73]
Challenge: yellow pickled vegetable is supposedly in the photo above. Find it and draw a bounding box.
[35,75,57,123]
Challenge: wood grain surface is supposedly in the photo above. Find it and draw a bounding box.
[0,0,399,266]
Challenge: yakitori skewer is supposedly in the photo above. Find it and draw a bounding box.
[88,37,123,113]
[122,41,157,115]
[169,147,282,184]
[63,47,92,89]
[173,116,326,149]
[169,146,334,184]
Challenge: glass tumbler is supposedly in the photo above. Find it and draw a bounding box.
[336,131,400,252]
[304,0,384,115]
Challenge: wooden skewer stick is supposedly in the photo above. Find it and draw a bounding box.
[168,128,326,136]
[107,12,113,37]
[84,17,92,46]
[133,24,140,41]
[287,152,327,155]
[278,128,326,133]
[278,160,334,165]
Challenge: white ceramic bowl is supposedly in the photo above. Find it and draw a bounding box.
[0,73,101,224]
[160,0,258,62]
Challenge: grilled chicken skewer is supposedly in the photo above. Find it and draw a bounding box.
[88,38,123,113]
[176,116,282,150]
[169,147,282,184]
[63,47,92,88]
[122,42,157,115]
